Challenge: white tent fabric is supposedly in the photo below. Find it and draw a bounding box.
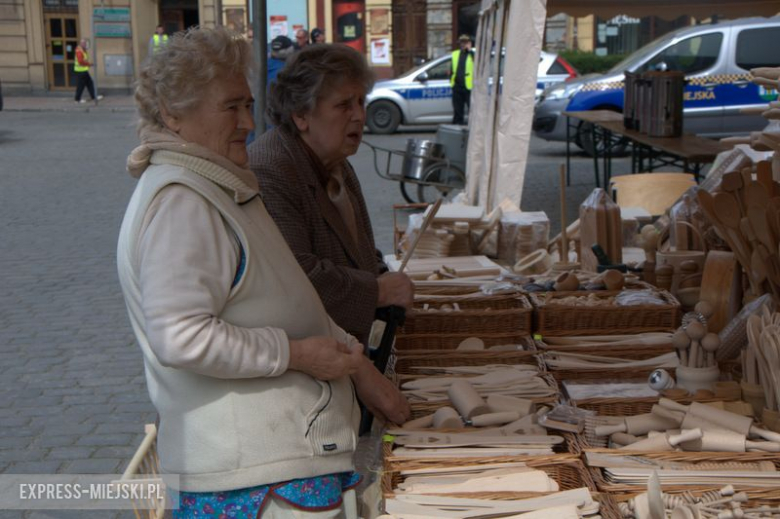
[465,0,548,211]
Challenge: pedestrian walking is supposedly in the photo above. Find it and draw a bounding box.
[450,34,474,125]
[74,39,102,104]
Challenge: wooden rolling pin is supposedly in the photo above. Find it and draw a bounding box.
[660,398,780,442]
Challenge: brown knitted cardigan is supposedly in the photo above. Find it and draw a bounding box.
[248,128,386,343]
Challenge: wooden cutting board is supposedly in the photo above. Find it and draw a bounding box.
[386,255,504,279]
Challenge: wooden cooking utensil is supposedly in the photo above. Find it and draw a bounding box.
[399,198,443,272]
[748,205,777,252]
[744,181,770,210]
[757,161,774,191]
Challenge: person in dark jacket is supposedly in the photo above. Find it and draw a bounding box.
[248,44,414,344]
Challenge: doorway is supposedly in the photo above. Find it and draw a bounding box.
[453,1,479,44]
[160,0,199,35]
[44,13,80,91]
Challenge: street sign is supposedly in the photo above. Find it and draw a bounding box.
[93,7,131,23]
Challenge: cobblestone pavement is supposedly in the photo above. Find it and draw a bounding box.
[0,99,631,517]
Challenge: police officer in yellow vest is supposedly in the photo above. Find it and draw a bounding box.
[148,25,169,56]
[450,34,474,125]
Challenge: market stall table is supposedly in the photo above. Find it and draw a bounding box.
[564,110,729,186]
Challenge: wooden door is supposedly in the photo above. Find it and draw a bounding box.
[161,10,185,35]
[391,0,427,76]
[44,13,80,91]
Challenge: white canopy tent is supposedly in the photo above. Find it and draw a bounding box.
[465,0,548,211]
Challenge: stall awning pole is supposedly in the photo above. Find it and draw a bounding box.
[251,0,267,134]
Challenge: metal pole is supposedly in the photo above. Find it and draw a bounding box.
[251,0,267,134]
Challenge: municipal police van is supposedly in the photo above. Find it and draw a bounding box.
[366,51,577,134]
[533,16,780,154]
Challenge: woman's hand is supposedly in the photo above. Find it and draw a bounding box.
[376,272,414,309]
[288,337,364,380]
[352,357,412,425]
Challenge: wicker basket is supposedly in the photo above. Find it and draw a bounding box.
[609,492,780,518]
[586,450,780,497]
[541,345,680,383]
[530,290,681,337]
[395,333,533,352]
[382,455,596,498]
[413,285,491,296]
[534,338,674,356]
[400,370,559,416]
[393,350,540,377]
[572,395,729,417]
[401,294,533,336]
[574,396,756,454]
[119,424,165,519]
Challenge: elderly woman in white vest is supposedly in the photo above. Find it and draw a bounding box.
[117,27,409,518]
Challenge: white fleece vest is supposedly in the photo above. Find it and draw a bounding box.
[117,152,359,492]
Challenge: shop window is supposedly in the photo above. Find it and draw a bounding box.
[642,32,723,75]
[736,27,780,70]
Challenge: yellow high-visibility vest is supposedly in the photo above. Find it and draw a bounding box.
[152,34,169,53]
[74,48,89,73]
[450,49,474,90]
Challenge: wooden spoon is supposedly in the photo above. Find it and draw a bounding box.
[744,181,771,210]
[712,192,754,275]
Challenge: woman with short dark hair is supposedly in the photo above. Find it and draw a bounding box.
[250,44,415,349]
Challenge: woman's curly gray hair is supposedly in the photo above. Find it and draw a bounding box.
[135,26,254,133]
[267,44,375,133]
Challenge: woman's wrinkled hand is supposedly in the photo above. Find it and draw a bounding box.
[352,360,412,425]
[288,336,364,380]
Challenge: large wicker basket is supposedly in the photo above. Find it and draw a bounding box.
[391,335,537,372]
[573,396,755,454]
[586,450,780,497]
[541,348,679,383]
[398,370,559,418]
[530,290,681,337]
[382,454,596,497]
[400,294,533,336]
[395,333,533,352]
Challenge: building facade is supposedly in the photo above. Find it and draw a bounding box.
[0,0,699,94]
[0,0,403,93]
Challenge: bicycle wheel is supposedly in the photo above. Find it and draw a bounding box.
[416,164,466,204]
[399,181,416,203]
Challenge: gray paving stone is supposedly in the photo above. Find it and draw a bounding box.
[62,458,122,474]
[93,424,147,436]
[91,446,138,459]
[0,450,49,463]
[34,436,79,449]
[6,461,63,474]
[74,435,133,448]
[0,437,34,449]
[44,447,95,461]
[61,395,108,406]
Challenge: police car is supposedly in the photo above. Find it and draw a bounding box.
[366,51,577,134]
[533,17,780,155]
